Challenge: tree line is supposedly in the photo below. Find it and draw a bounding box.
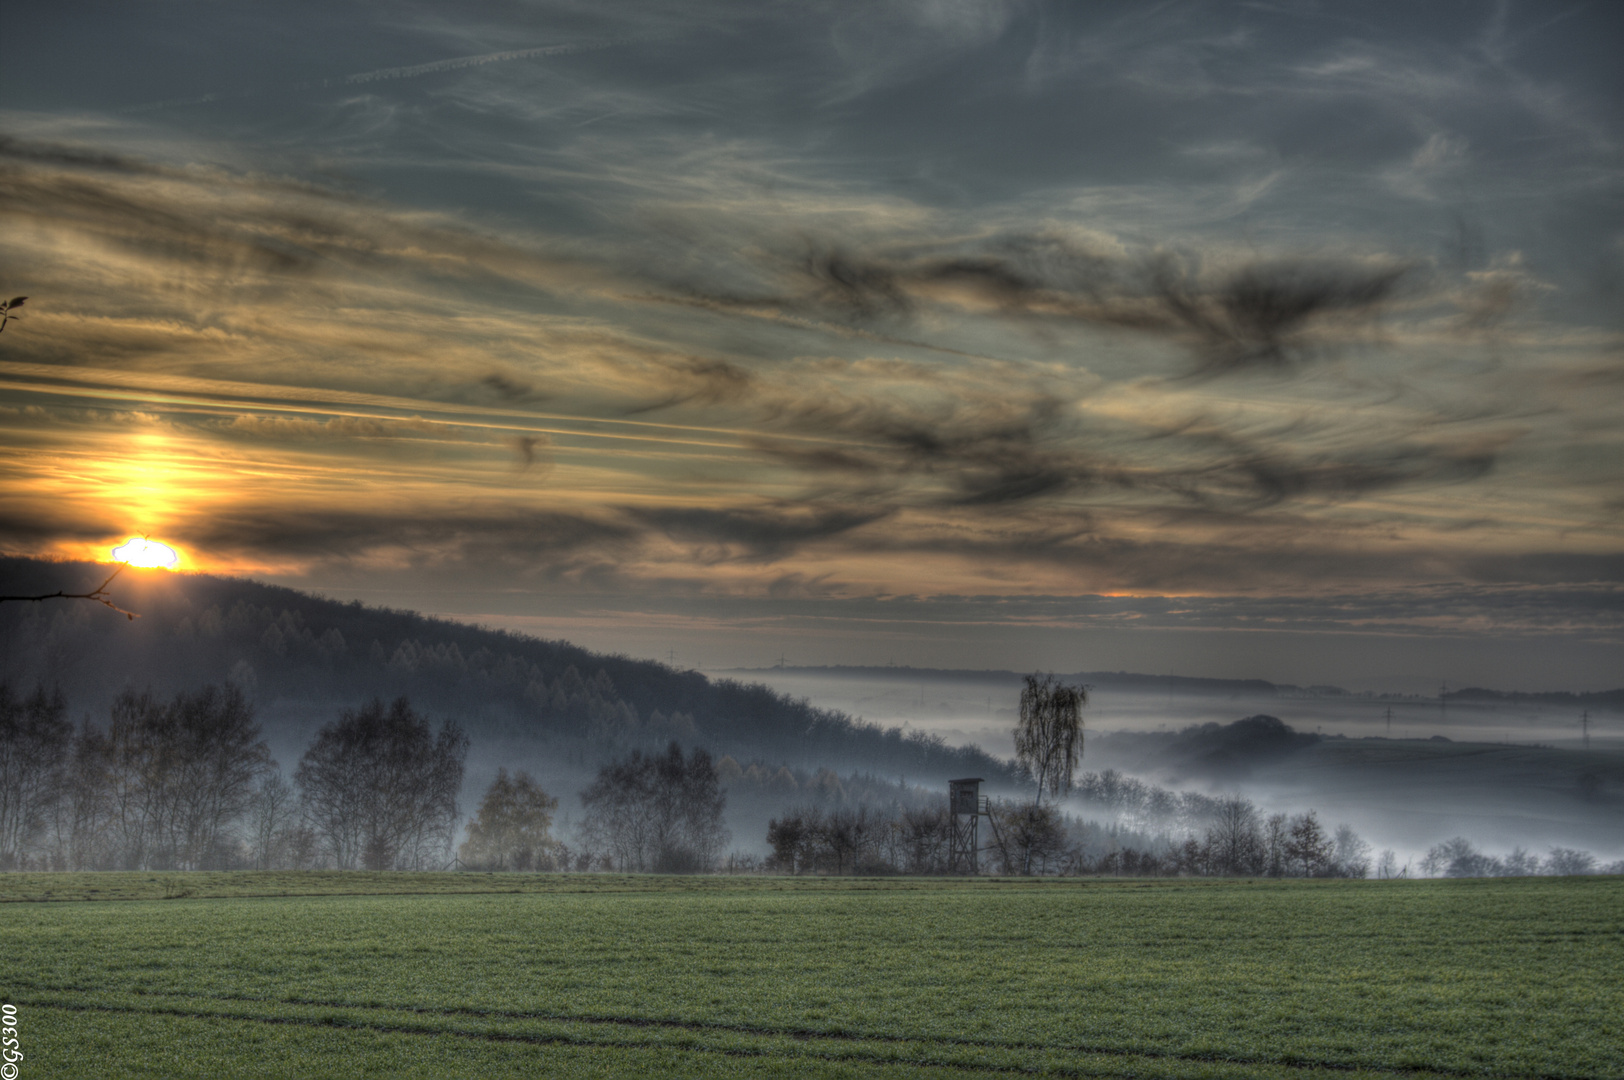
[1419,837,1616,878]
[761,794,1623,879]
[6,675,1620,879]
[0,677,729,875]
[0,682,466,871]
[762,797,1375,878]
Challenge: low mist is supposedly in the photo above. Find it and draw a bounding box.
[731,666,1624,867]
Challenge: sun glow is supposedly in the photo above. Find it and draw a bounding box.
[111,536,181,569]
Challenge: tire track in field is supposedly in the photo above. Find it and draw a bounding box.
[15,997,1445,1080]
[6,984,1528,1080]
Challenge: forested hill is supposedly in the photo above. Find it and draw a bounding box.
[0,557,1010,780]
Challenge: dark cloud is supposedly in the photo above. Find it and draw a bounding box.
[751,391,1112,507]
[800,248,912,321]
[480,372,544,402]
[764,571,838,600]
[1150,258,1408,375]
[742,440,884,475]
[0,506,113,545]
[512,435,548,469]
[623,356,755,414]
[614,350,1117,509]
[626,503,893,562]
[0,136,173,178]
[674,235,1410,376]
[172,508,632,565]
[1183,439,1499,509]
[746,377,1499,512]
[633,289,1010,363]
[833,525,1620,600]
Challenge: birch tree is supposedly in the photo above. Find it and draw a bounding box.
[1013,673,1087,807]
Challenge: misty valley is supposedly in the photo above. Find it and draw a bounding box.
[4,557,1620,881]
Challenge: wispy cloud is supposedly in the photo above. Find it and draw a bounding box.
[0,134,1594,588]
[1,0,1620,682]
[123,38,647,114]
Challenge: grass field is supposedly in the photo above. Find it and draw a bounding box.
[1,873,1618,1078]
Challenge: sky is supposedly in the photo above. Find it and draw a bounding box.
[1,1,1621,690]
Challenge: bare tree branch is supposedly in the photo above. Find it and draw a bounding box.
[0,296,25,333]
[0,561,140,619]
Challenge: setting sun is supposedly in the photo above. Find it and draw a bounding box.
[111,536,181,569]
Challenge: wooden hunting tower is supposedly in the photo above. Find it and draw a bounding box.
[948,777,985,874]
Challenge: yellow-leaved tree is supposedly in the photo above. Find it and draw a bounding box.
[458,768,559,871]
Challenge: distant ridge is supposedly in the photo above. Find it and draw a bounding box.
[724,664,1296,697]
[725,665,1624,710]
[1445,686,1624,711]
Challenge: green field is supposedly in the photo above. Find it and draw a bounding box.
[1,874,1618,1078]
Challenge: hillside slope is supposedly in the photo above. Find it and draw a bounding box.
[0,557,1010,782]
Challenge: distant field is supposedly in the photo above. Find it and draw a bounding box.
[1,875,1618,1078]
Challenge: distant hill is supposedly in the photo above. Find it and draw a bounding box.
[0,557,1011,781]
[728,664,1624,708]
[1444,686,1624,711]
[724,664,1285,696]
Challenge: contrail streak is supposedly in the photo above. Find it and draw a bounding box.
[337,40,623,86]
[123,38,640,114]
[0,360,868,452]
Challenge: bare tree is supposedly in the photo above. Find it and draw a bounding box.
[1544,848,1597,876]
[579,741,728,872]
[818,807,867,875]
[766,810,813,874]
[1421,837,1499,878]
[172,684,273,867]
[246,772,297,870]
[671,745,729,871]
[1332,824,1371,878]
[0,684,72,869]
[1013,673,1086,807]
[763,805,895,876]
[459,769,559,871]
[295,697,467,870]
[988,799,1068,875]
[578,751,663,872]
[86,684,272,869]
[899,806,950,874]
[1263,812,1290,877]
[43,719,114,870]
[1205,795,1263,876]
[1501,847,1541,877]
[1284,811,1335,877]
